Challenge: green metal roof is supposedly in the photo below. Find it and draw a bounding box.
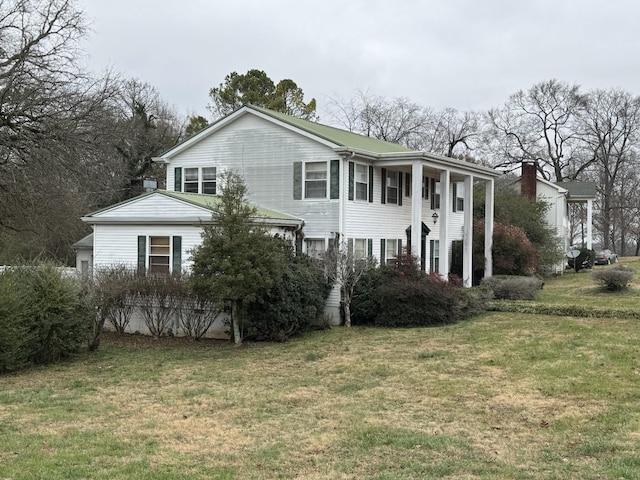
[160,190,301,221]
[247,105,412,154]
[71,233,93,249]
[556,182,597,200]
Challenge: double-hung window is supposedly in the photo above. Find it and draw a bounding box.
[138,235,182,275]
[355,164,369,201]
[385,239,398,265]
[305,238,326,259]
[178,167,217,194]
[305,162,327,199]
[149,236,171,274]
[184,168,199,193]
[431,179,441,209]
[430,240,440,274]
[454,182,464,212]
[202,167,217,194]
[386,171,399,204]
[354,238,367,259]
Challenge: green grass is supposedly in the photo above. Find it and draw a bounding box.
[2,261,640,478]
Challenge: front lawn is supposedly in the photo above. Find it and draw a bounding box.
[2,305,640,479]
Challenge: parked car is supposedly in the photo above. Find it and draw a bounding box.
[594,249,618,265]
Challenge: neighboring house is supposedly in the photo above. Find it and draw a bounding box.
[78,104,499,326]
[518,162,596,273]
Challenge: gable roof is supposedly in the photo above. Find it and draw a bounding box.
[82,190,302,226]
[247,105,412,154]
[158,104,412,159]
[557,181,597,201]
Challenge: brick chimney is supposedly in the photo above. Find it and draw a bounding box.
[521,162,537,200]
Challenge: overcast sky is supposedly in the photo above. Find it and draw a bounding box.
[79,0,640,123]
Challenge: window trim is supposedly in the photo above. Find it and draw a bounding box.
[148,236,171,274]
[304,161,328,199]
[304,238,327,258]
[386,170,399,205]
[355,163,369,201]
[179,167,217,194]
[454,182,464,212]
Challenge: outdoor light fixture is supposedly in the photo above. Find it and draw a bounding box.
[432,212,439,224]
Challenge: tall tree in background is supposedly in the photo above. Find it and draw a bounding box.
[185,115,209,137]
[208,69,317,120]
[328,90,481,157]
[0,0,121,262]
[580,89,640,250]
[488,79,587,181]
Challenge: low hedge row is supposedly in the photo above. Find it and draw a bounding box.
[488,300,640,320]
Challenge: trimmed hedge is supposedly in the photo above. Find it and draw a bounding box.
[481,275,544,300]
[488,300,640,320]
[592,264,634,291]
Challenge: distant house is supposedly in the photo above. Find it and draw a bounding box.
[77,104,500,325]
[518,162,596,272]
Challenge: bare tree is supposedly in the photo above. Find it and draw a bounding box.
[488,79,588,181]
[580,89,640,250]
[322,237,376,327]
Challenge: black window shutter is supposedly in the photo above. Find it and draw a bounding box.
[367,238,373,256]
[348,162,354,201]
[347,238,354,254]
[398,239,403,256]
[430,178,436,209]
[398,173,403,207]
[330,160,340,199]
[381,168,387,204]
[174,167,182,192]
[380,239,386,262]
[405,173,411,197]
[293,162,302,200]
[172,236,182,274]
[137,236,146,274]
[368,166,374,202]
[452,183,458,212]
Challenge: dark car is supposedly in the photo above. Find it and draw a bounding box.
[594,249,618,265]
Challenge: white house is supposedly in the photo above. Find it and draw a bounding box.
[518,162,596,273]
[78,104,500,325]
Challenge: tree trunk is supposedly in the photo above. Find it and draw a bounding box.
[231,302,242,345]
[343,297,352,328]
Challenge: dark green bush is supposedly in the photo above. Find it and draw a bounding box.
[0,264,93,372]
[245,254,331,341]
[481,275,544,300]
[592,264,634,291]
[351,252,477,327]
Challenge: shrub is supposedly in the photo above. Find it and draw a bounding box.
[245,254,331,341]
[375,271,459,327]
[481,275,543,300]
[455,285,493,320]
[134,273,185,337]
[175,295,222,340]
[350,265,389,326]
[92,266,138,335]
[592,264,634,291]
[0,264,93,372]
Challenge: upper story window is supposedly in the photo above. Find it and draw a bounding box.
[305,162,327,198]
[174,167,217,195]
[202,167,217,194]
[355,164,369,201]
[431,179,441,209]
[454,182,464,212]
[386,171,399,204]
[184,168,199,193]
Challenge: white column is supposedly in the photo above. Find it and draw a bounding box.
[586,199,593,250]
[439,170,450,278]
[484,179,494,279]
[411,162,423,258]
[463,175,474,287]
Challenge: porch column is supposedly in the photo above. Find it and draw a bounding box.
[411,161,423,259]
[484,179,494,279]
[463,175,474,287]
[439,170,450,278]
[586,199,593,250]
